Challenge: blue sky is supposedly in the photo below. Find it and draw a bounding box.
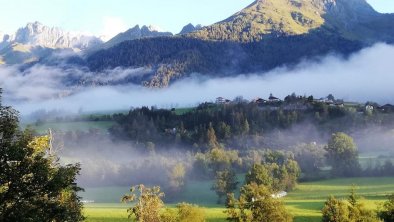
[0,0,393,40]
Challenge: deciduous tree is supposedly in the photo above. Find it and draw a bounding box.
[212,169,239,203]
[0,90,84,221]
[122,185,164,222]
[226,183,292,222]
[325,132,361,177]
[378,194,394,222]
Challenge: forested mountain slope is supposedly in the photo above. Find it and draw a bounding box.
[87,0,394,87]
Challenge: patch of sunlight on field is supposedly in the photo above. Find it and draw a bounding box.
[83,177,394,222]
[84,204,129,222]
[84,203,226,222]
[284,177,394,221]
[204,208,227,222]
[286,199,323,218]
[287,177,394,200]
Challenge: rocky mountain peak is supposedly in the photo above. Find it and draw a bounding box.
[12,21,102,50]
[142,25,162,32]
[101,25,173,49]
[179,23,202,35]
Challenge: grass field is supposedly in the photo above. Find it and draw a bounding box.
[24,107,194,133]
[26,121,116,134]
[83,177,394,222]
[21,119,393,221]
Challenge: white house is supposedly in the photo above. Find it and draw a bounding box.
[271,191,287,199]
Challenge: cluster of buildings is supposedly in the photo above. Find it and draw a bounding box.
[216,94,281,105]
[214,94,394,113]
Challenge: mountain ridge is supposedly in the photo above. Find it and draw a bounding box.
[101,25,173,49]
[179,23,202,35]
[13,21,102,49]
[0,21,103,64]
[86,0,394,87]
[2,0,394,89]
[188,0,392,43]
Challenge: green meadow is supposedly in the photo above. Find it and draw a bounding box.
[26,121,115,134]
[83,177,394,222]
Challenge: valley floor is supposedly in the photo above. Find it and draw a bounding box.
[83,177,394,222]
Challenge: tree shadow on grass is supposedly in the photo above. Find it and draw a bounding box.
[294,215,322,222]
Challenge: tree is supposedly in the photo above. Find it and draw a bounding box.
[245,163,273,188]
[212,169,239,203]
[122,185,165,222]
[207,148,240,174]
[327,94,335,101]
[282,160,301,191]
[245,161,300,192]
[177,203,205,222]
[378,194,394,222]
[347,186,379,222]
[348,185,359,208]
[168,163,186,192]
[226,183,292,222]
[322,196,350,222]
[207,123,220,149]
[322,187,380,222]
[160,208,178,222]
[294,143,326,174]
[161,203,205,222]
[0,91,84,221]
[241,119,250,136]
[225,193,250,222]
[325,132,361,177]
[217,122,231,141]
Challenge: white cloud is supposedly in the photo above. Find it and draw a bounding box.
[100,16,128,41]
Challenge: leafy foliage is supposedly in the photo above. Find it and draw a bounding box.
[245,153,300,192]
[168,163,186,192]
[325,133,361,177]
[193,147,240,179]
[123,184,206,222]
[176,203,205,222]
[378,194,394,222]
[212,169,239,203]
[109,99,394,152]
[322,186,380,222]
[160,203,205,222]
[293,143,326,175]
[122,185,165,222]
[322,196,351,222]
[0,90,84,222]
[226,183,293,222]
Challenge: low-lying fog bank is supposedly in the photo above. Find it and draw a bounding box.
[1,43,394,117]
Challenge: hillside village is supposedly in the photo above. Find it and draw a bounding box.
[213,94,394,113]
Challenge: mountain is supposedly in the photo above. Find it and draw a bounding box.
[188,0,325,42]
[13,21,102,49]
[0,32,12,50]
[188,0,394,43]
[88,0,394,87]
[0,22,102,64]
[101,25,173,49]
[179,23,202,35]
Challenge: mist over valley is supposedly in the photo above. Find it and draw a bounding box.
[1,0,394,221]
